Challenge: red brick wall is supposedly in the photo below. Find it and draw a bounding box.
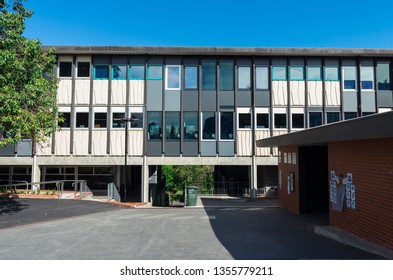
[278,146,300,214]
[329,137,393,251]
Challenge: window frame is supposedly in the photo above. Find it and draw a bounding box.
[112,64,127,80]
[77,61,90,78]
[165,65,181,90]
[238,66,251,90]
[59,61,72,78]
[201,61,216,90]
[326,112,341,124]
[94,64,110,80]
[59,112,71,129]
[360,66,374,91]
[274,113,287,129]
[377,62,391,91]
[147,65,163,80]
[183,112,199,141]
[291,113,305,129]
[219,112,234,141]
[309,112,323,128]
[184,66,198,90]
[307,66,322,81]
[130,64,145,80]
[165,111,181,140]
[93,112,107,129]
[289,66,305,81]
[238,113,252,129]
[112,112,126,129]
[324,66,340,81]
[272,66,287,81]
[342,66,357,90]
[255,66,269,90]
[147,112,163,140]
[255,113,270,129]
[129,112,144,129]
[75,112,89,129]
[201,112,216,141]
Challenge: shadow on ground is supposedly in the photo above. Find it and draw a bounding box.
[0,198,29,216]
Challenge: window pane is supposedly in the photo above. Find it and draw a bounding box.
[274,114,287,128]
[202,61,216,90]
[256,67,269,89]
[76,113,89,128]
[344,112,357,120]
[202,112,215,139]
[94,113,107,128]
[325,67,339,81]
[326,112,340,124]
[220,112,233,140]
[307,67,321,81]
[292,114,304,128]
[361,66,374,90]
[147,112,162,140]
[112,113,125,128]
[309,112,322,127]
[148,65,162,80]
[220,62,234,90]
[343,67,357,90]
[290,66,304,80]
[238,66,251,89]
[130,113,143,128]
[165,112,180,140]
[377,63,390,90]
[238,113,251,128]
[185,66,198,89]
[59,62,72,77]
[77,62,90,77]
[272,66,287,80]
[94,65,109,79]
[112,65,127,80]
[166,66,181,89]
[59,112,71,128]
[256,113,269,129]
[130,65,145,80]
[184,112,198,140]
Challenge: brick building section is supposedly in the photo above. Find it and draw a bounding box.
[329,138,393,251]
[278,146,300,214]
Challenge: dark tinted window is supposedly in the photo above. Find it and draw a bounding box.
[59,62,72,77]
[77,62,90,77]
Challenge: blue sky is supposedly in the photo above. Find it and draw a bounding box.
[23,0,393,48]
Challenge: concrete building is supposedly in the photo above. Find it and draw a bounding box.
[1,46,393,203]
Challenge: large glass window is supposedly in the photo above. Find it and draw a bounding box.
[219,62,234,90]
[94,113,107,128]
[130,112,143,128]
[165,112,180,140]
[344,112,357,120]
[112,113,125,128]
[184,66,198,89]
[309,112,322,127]
[166,66,181,90]
[343,67,357,90]
[377,63,390,90]
[112,65,127,80]
[326,112,340,124]
[292,114,304,129]
[272,66,287,81]
[238,113,251,129]
[147,112,162,140]
[59,62,72,77]
[256,113,269,129]
[184,112,198,140]
[307,67,322,81]
[77,62,90,78]
[94,65,109,79]
[256,67,269,90]
[148,65,162,80]
[361,66,374,90]
[59,112,71,128]
[274,114,287,129]
[202,112,215,140]
[238,66,251,90]
[220,112,234,140]
[76,112,89,128]
[202,61,216,90]
[130,65,145,80]
[290,66,304,81]
[324,67,339,81]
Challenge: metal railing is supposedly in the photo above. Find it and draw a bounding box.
[107,182,121,202]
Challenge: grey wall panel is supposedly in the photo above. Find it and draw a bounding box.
[164,141,180,156]
[146,141,162,156]
[307,58,322,66]
[0,144,15,156]
[130,56,145,64]
[219,91,234,107]
[219,141,235,156]
[341,59,356,66]
[325,106,341,112]
[308,106,323,112]
[361,91,376,112]
[290,58,304,66]
[17,140,32,156]
[377,91,393,107]
[147,80,163,111]
[343,91,358,112]
[272,58,287,66]
[112,56,128,64]
[148,57,163,64]
[201,141,216,156]
[361,59,374,67]
[183,91,198,111]
[93,56,110,64]
[237,91,252,106]
[165,57,181,65]
[255,90,270,106]
[201,91,216,111]
[237,58,252,66]
[165,91,181,111]
[255,58,269,66]
[183,57,199,65]
[183,142,198,156]
[324,59,339,66]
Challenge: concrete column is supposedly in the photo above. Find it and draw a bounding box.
[31,154,40,193]
[251,155,258,198]
[142,156,149,203]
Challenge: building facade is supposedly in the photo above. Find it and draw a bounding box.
[1,47,393,202]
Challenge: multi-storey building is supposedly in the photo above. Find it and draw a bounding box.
[1,47,392,202]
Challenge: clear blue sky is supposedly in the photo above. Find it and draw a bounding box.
[23,0,393,48]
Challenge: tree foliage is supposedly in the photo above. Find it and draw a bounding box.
[0,0,58,148]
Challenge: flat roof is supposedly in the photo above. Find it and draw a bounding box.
[44,46,393,57]
[257,111,393,148]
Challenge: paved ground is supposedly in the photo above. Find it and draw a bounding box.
[0,197,385,260]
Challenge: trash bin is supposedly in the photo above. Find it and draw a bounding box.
[186,186,198,206]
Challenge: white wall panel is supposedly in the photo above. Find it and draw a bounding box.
[57,80,72,105]
[272,81,287,106]
[75,80,91,105]
[325,81,341,106]
[111,80,127,105]
[130,80,145,105]
[255,130,271,156]
[91,131,107,156]
[236,130,252,156]
[128,130,144,156]
[92,80,109,105]
[290,81,305,106]
[73,130,89,155]
[110,131,125,156]
[271,130,288,156]
[54,131,71,156]
[307,81,323,106]
[36,139,52,156]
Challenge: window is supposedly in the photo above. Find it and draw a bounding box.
[343,67,357,90]
[77,62,90,78]
[130,112,143,128]
[307,67,321,81]
[59,62,72,77]
[202,61,216,90]
[184,112,198,140]
[324,67,339,81]
[112,113,125,128]
[112,65,127,80]
[147,112,162,140]
[272,66,287,81]
[309,112,322,127]
[326,112,340,124]
[292,114,304,129]
[256,113,269,129]
[238,66,251,90]
[76,112,89,128]
[94,65,109,79]
[256,67,269,90]
[238,113,251,129]
[220,112,234,140]
[94,113,107,128]
[290,66,304,81]
[274,114,287,129]
[148,65,162,80]
[130,65,145,80]
[377,63,390,90]
[184,66,198,89]
[361,66,374,90]
[59,112,71,128]
[220,62,234,90]
[202,112,215,140]
[344,112,357,120]
[165,112,180,140]
[165,66,181,90]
